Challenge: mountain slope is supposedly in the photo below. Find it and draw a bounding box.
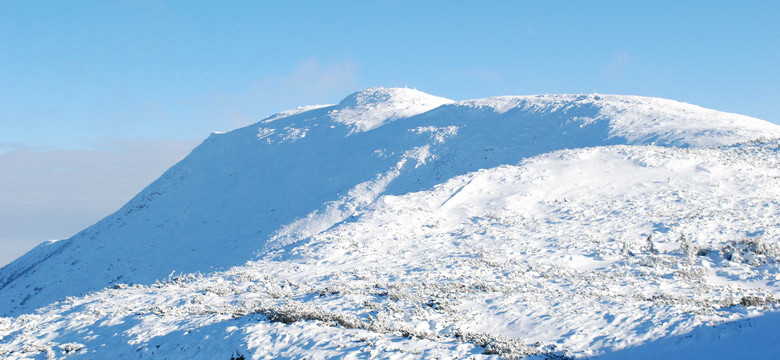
[1,141,779,359]
[1,88,779,320]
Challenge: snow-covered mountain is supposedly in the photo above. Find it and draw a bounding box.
[1,88,780,359]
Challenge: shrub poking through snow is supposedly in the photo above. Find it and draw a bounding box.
[738,295,775,307]
[644,234,659,255]
[58,343,85,355]
[679,233,695,264]
[721,236,779,266]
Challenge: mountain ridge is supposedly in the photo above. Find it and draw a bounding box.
[1,88,779,319]
[2,88,780,359]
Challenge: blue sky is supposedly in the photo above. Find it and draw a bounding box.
[1,1,779,265]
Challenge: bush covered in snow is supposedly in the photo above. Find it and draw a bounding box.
[721,236,779,266]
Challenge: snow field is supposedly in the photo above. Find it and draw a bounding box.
[5,88,780,317]
[2,141,779,359]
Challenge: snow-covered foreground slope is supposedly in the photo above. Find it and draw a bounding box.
[2,88,779,317]
[2,142,780,359]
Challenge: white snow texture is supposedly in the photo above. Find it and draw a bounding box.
[2,87,780,359]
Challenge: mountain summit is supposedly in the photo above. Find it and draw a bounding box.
[2,88,778,316]
[329,87,454,132]
[1,89,779,359]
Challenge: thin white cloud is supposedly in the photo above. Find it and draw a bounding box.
[0,139,199,267]
[461,68,505,85]
[253,59,361,109]
[209,58,362,131]
[602,51,632,80]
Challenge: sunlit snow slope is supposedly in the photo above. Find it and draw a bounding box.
[2,88,778,316]
[2,142,780,359]
[1,88,780,359]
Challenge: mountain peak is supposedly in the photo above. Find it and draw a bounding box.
[330,87,453,132]
[3,88,780,319]
[336,87,442,107]
[3,87,780,358]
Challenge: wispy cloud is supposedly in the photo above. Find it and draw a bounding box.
[0,139,199,267]
[602,51,632,80]
[213,58,362,130]
[462,68,505,85]
[254,59,361,108]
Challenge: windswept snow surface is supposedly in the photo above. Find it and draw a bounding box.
[2,88,780,358]
[2,142,780,359]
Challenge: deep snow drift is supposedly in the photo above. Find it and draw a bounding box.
[1,88,780,359]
